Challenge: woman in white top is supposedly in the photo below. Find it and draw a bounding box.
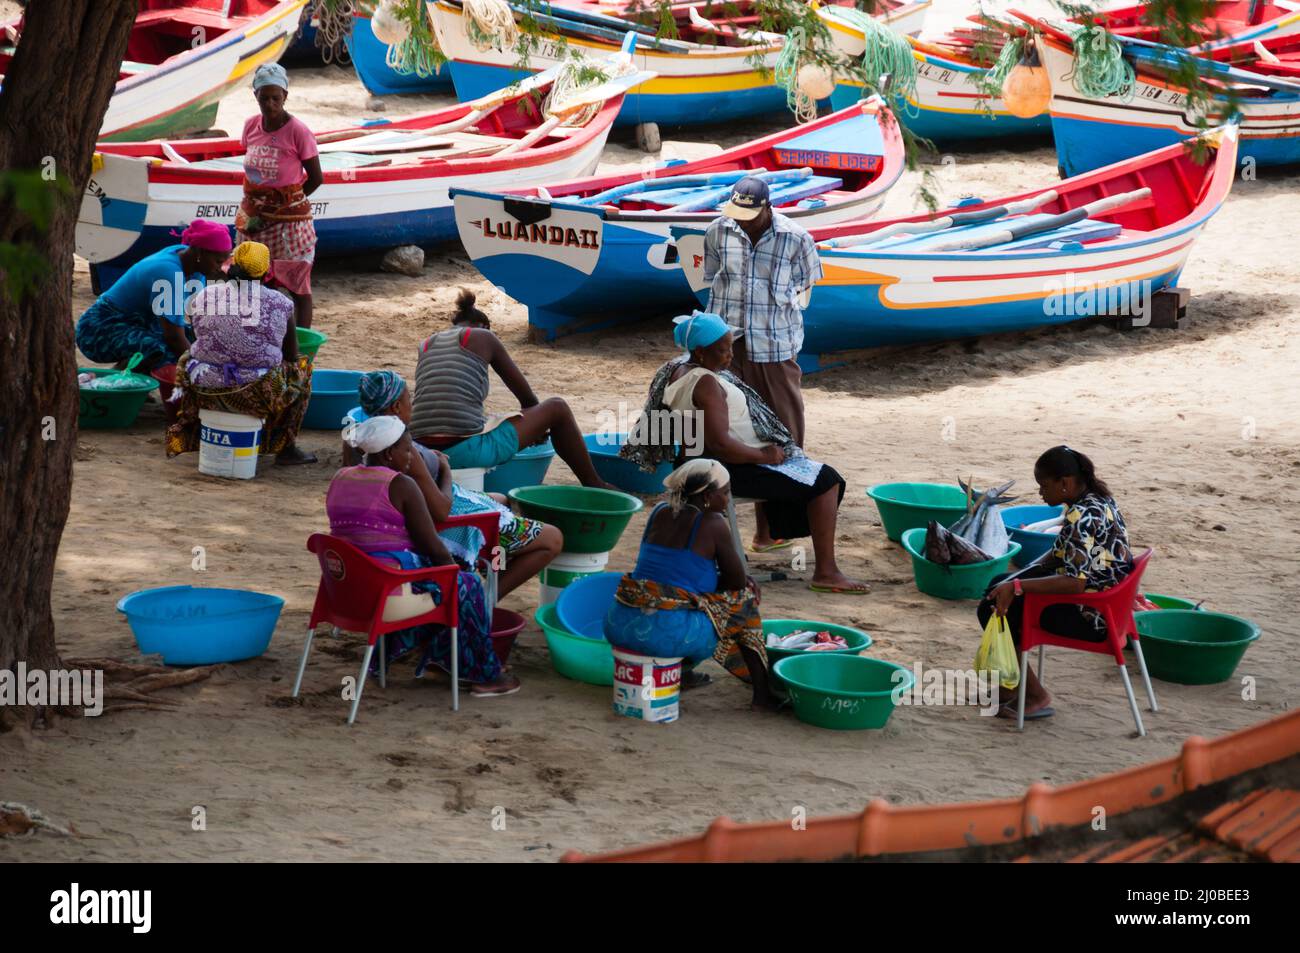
[662,313,866,595]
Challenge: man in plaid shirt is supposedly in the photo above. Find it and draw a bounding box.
[704,176,823,550]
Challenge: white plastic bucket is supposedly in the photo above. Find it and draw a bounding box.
[538,550,609,605]
[198,410,263,479]
[452,466,486,491]
[612,647,683,723]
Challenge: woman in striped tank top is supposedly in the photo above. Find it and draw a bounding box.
[408,291,614,488]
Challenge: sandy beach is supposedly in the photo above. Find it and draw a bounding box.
[2,0,1298,862]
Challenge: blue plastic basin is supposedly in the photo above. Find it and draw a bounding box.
[302,369,364,430]
[1000,504,1064,567]
[583,433,676,495]
[484,438,555,494]
[557,571,623,640]
[116,585,284,665]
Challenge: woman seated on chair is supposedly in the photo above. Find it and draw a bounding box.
[977,445,1134,721]
[342,370,561,597]
[165,241,315,465]
[326,416,521,697]
[407,289,614,489]
[604,459,782,711]
[621,311,866,595]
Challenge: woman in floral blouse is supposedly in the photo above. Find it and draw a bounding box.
[977,445,1134,720]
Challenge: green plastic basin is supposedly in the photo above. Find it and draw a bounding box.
[1145,593,1200,611]
[763,619,872,690]
[509,485,644,554]
[78,367,158,429]
[867,482,968,542]
[773,654,913,730]
[900,527,1020,600]
[536,603,612,685]
[296,326,328,360]
[1134,609,1260,685]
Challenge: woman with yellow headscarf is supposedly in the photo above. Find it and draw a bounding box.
[165,241,316,466]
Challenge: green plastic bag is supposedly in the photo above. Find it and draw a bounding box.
[82,353,155,391]
[975,614,1021,691]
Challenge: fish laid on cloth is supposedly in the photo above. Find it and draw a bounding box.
[924,479,1018,566]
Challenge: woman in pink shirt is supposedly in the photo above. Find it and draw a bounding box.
[236,63,323,328]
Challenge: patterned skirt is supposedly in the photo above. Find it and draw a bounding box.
[165,356,312,457]
[76,298,176,369]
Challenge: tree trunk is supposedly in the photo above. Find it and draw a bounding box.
[0,1,138,730]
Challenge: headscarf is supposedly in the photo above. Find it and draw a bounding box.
[231,241,270,278]
[663,458,730,512]
[177,219,233,253]
[672,311,738,352]
[345,415,406,456]
[358,370,407,417]
[253,62,289,92]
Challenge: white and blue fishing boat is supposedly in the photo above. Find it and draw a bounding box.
[450,98,906,338]
[1027,10,1300,175]
[78,64,651,290]
[672,126,1238,372]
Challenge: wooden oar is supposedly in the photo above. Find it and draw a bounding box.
[822,190,1060,249]
[925,187,1152,252]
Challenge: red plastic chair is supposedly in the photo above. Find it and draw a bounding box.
[439,512,502,615]
[1018,548,1158,735]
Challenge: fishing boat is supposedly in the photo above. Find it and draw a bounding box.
[816,0,932,49]
[827,27,1050,142]
[672,125,1238,372]
[77,62,653,290]
[1,1,307,142]
[346,0,454,94]
[1024,12,1300,176]
[450,97,905,338]
[284,0,322,62]
[426,0,917,130]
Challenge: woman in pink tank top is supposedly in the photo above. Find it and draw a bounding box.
[326,419,521,696]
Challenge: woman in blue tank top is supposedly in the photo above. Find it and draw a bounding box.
[604,459,781,711]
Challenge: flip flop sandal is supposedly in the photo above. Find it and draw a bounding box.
[808,582,871,595]
[471,682,522,698]
[998,703,1055,721]
[750,539,792,554]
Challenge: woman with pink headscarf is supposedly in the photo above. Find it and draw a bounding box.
[75,219,231,371]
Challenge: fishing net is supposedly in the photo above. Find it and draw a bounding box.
[465,0,519,52]
[821,6,918,116]
[1066,24,1135,101]
[982,35,1023,93]
[315,0,355,67]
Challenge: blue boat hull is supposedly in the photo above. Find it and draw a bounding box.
[830,85,1050,141]
[1052,114,1300,177]
[88,206,460,294]
[688,268,1183,372]
[347,18,453,96]
[447,60,787,127]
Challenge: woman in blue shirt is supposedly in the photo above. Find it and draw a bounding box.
[76,220,231,371]
[604,458,781,711]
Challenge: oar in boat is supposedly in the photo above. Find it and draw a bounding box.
[924,187,1152,252]
[663,168,814,213]
[578,169,762,207]
[820,190,1060,249]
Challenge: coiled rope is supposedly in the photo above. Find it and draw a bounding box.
[544,52,636,125]
[384,0,448,77]
[1066,24,1135,100]
[464,0,519,52]
[775,27,819,124]
[821,6,918,115]
[316,0,355,67]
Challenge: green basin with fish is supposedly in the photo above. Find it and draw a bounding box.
[867,483,968,542]
[78,367,159,429]
[508,485,643,554]
[763,619,872,690]
[901,527,1021,600]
